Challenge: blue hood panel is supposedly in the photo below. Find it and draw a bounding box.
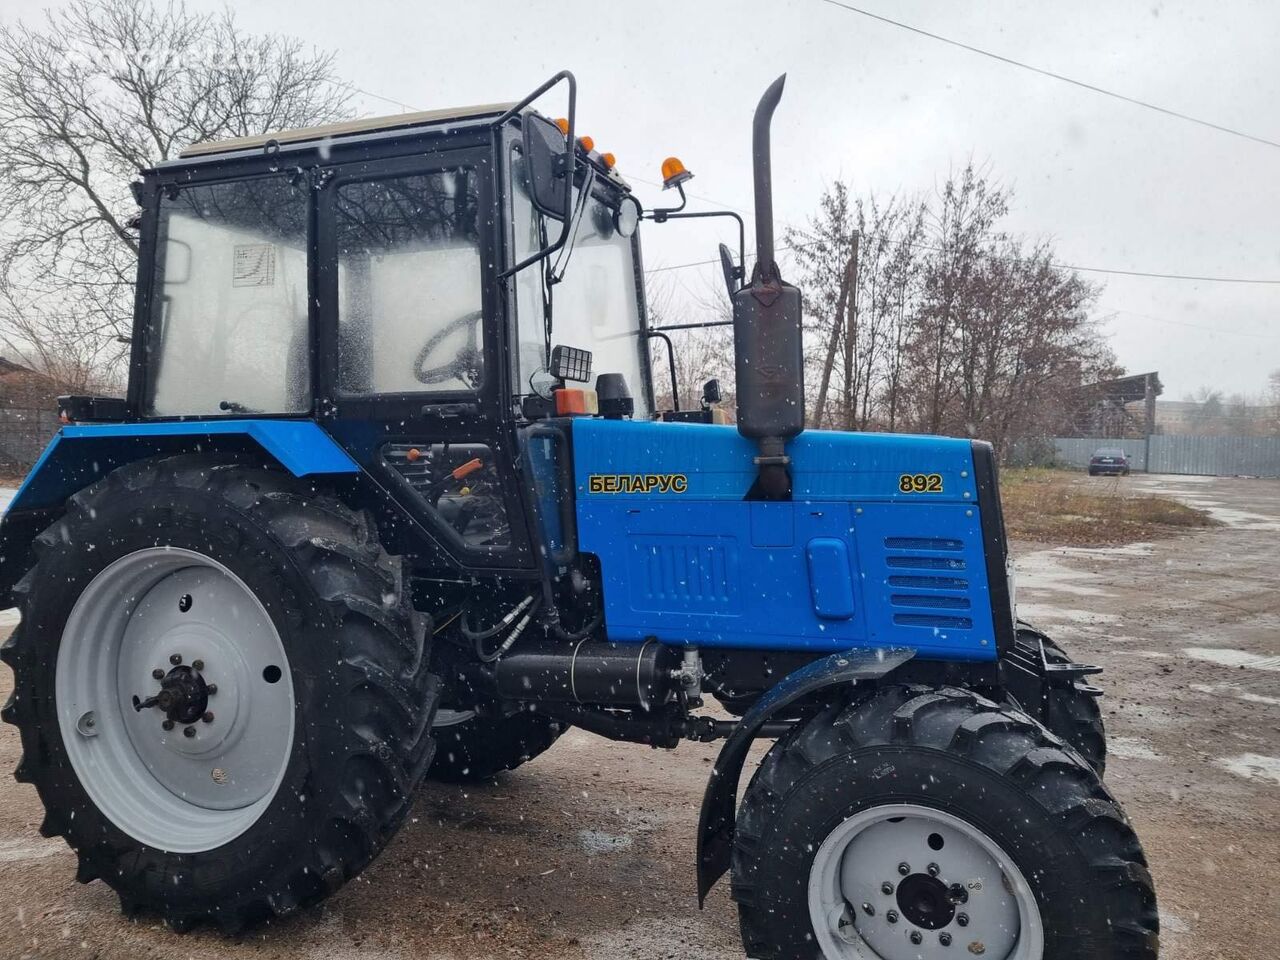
[572,419,998,660]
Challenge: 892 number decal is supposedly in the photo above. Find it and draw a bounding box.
[898,473,944,494]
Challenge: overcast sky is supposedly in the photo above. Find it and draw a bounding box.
[4,0,1277,399]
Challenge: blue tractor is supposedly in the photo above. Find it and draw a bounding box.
[0,72,1156,959]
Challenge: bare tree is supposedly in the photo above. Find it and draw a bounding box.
[784,162,1111,450]
[646,276,734,412]
[787,184,927,431]
[786,182,857,429]
[0,0,351,391]
[907,161,1010,435]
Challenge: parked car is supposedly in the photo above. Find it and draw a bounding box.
[1089,446,1131,476]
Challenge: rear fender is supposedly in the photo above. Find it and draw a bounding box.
[696,645,915,904]
[0,420,357,597]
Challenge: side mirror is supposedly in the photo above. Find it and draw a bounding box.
[702,378,723,407]
[718,243,740,300]
[523,114,571,220]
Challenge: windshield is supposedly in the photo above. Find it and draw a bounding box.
[510,148,650,416]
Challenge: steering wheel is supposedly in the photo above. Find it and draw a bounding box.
[414,309,484,385]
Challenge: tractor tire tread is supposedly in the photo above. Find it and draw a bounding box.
[1018,624,1108,775]
[731,684,1157,960]
[1,453,440,932]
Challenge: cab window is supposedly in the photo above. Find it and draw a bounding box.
[335,169,483,396]
[146,176,310,416]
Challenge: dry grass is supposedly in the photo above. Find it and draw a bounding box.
[1000,467,1219,546]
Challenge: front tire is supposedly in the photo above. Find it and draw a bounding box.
[732,686,1157,960]
[1,456,440,931]
[1039,637,1107,776]
[1014,624,1107,776]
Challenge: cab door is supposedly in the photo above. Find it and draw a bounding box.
[314,147,534,574]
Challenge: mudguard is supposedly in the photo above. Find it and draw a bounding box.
[696,645,915,904]
[0,419,358,597]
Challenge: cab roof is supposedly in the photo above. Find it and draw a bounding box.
[177,102,518,159]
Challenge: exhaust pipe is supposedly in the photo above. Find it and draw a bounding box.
[752,75,785,272]
[733,74,805,500]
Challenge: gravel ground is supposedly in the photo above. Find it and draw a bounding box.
[1,473,1277,960]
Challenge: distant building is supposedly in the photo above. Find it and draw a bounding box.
[1124,398,1273,436]
[1079,372,1161,438]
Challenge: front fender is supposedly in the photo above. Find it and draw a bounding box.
[0,420,357,597]
[695,646,915,904]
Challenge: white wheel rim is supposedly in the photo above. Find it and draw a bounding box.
[55,547,295,853]
[808,803,1044,960]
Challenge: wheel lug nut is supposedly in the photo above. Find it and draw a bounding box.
[928,862,941,876]
[940,932,953,946]
[192,659,204,672]
[206,683,218,696]
[861,902,874,916]
[909,930,923,945]
[885,910,898,924]
[151,668,165,680]
[897,862,910,876]
[881,881,894,895]
[202,711,214,723]
[957,913,969,927]
[162,719,174,731]
[169,653,182,665]
[183,726,196,738]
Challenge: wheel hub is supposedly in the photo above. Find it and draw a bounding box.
[135,664,210,725]
[895,873,955,930]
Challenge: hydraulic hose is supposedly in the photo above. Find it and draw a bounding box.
[460,594,537,643]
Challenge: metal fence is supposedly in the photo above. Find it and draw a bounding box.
[0,407,60,474]
[1010,435,1280,477]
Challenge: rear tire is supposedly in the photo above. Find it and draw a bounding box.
[429,709,563,782]
[1,456,440,931]
[732,685,1157,960]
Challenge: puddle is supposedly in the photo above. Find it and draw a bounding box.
[1215,754,1280,784]
[1184,647,1280,672]
[1109,737,1162,761]
[1189,683,1280,707]
[1016,604,1120,626]
[1193,505,1280,531]
[1159,911,1191,934]
[1072,542,1156,558]
[581,918,741,960]
[578,829,634,855]
[1014,550,1113,598]
[0,837,64,863]
[1136,484,1280,530]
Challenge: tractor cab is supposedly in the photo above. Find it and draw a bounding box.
[93,81,657,580]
